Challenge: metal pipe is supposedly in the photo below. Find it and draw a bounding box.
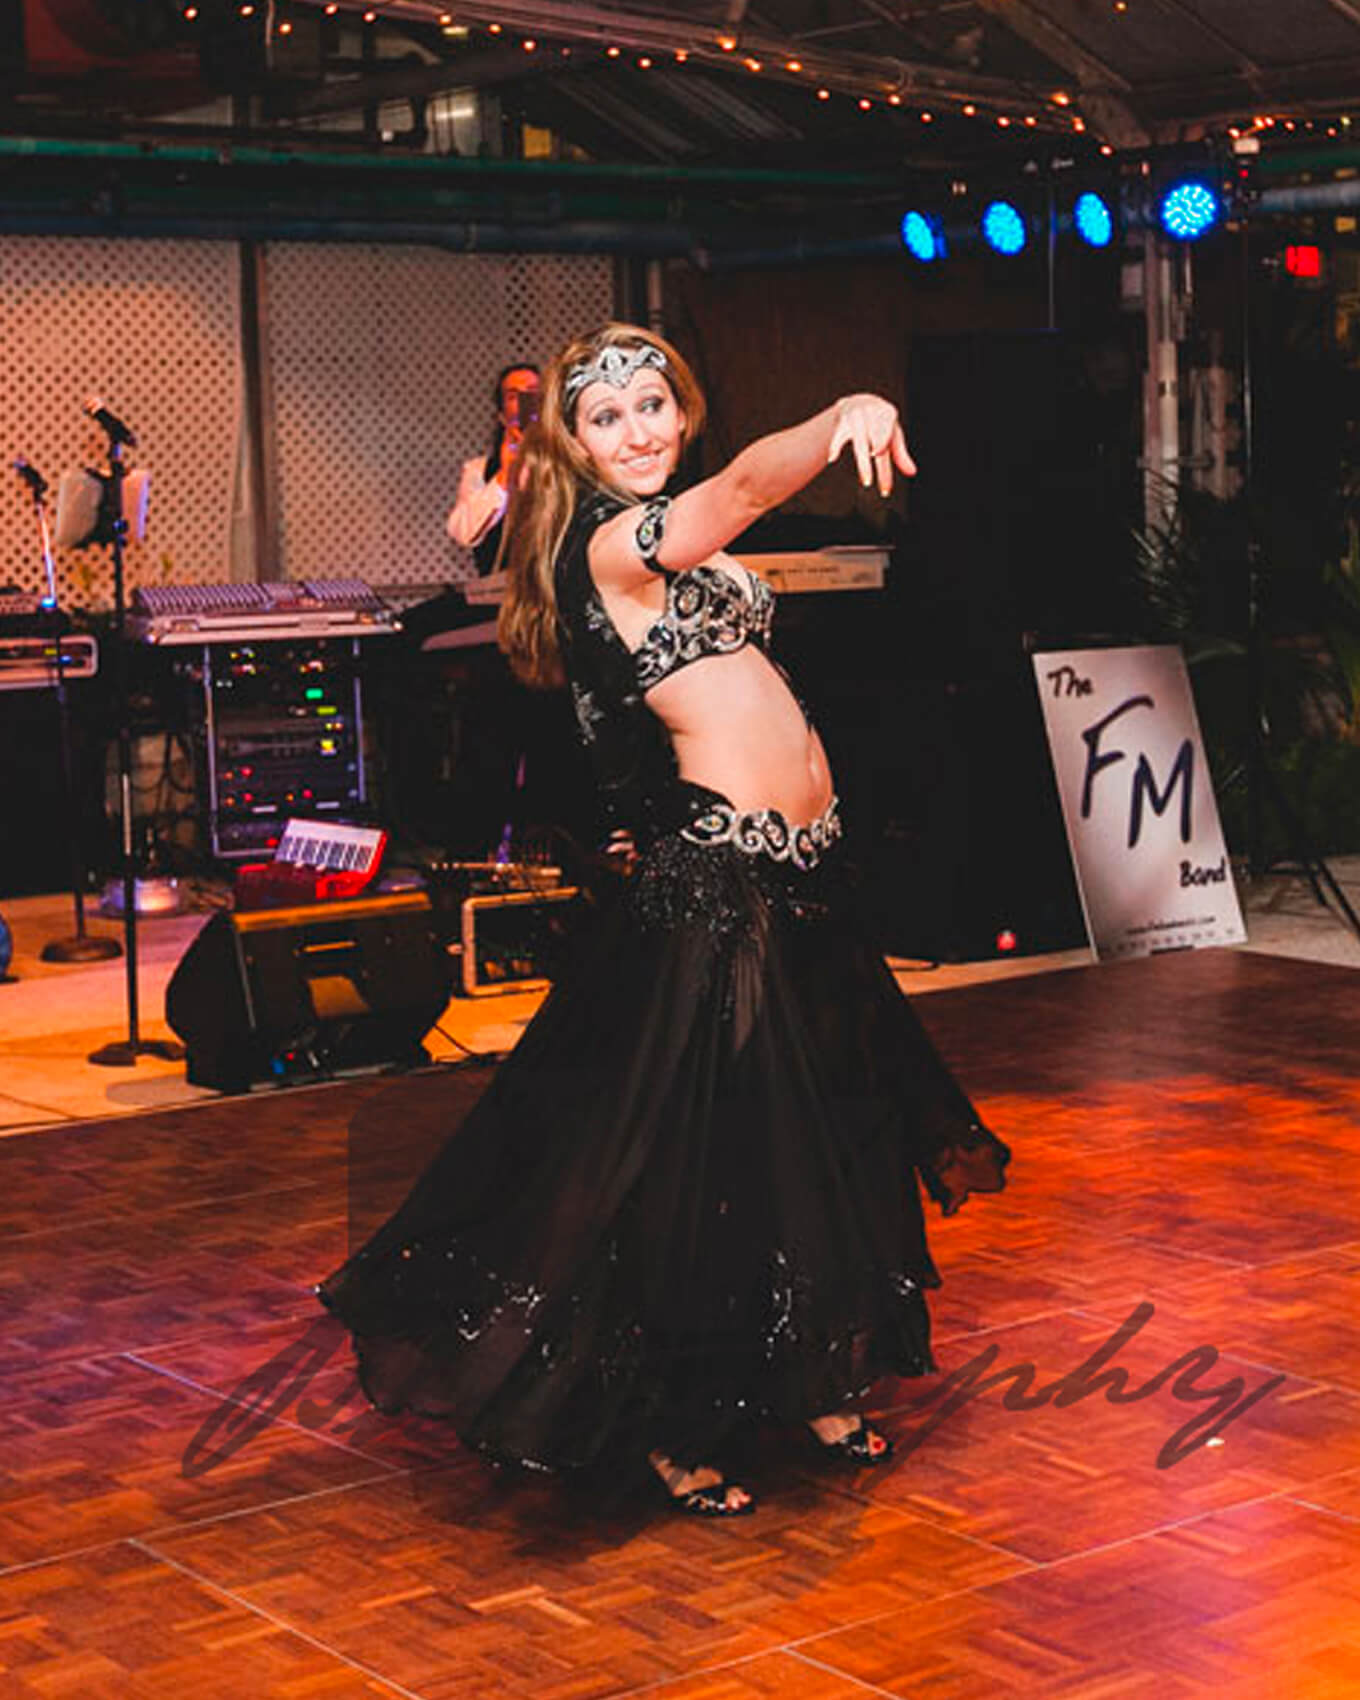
[0,133,894,191]
[1142,229,1180,534]
[1252,143,1360,175]
[697,233,904,269]
[0,211,702,252]
[1256,177,1360,214]
[17,194,1357,262]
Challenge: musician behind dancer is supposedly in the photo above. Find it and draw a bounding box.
[446,363,542,575]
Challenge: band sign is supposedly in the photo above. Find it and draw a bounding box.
[1033,645,1245,960]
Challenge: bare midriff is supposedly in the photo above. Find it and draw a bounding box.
[593,553,833,827]
[646,647,834,825]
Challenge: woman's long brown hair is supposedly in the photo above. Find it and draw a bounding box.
[497,322,706,688]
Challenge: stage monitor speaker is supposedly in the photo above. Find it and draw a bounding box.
[166,892,452,1093]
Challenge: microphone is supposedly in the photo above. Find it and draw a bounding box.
[12,456,48,497]
[83,396,137,448]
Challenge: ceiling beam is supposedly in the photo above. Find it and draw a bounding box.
[1149,0,1263,80]
[791,17,884,42]
[535,79,693,160]
[854,0,929,40]
[971,0,1149,145]
[270,43,564,117]
[328,0,1069,115]
[1139,49,1360,111]
[971,0,1131,90]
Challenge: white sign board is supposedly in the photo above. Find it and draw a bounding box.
[1033,645,1246,961]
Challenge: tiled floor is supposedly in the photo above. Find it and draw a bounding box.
[0,945,1358,1696]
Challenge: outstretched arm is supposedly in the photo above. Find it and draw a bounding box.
[590,395,914,590]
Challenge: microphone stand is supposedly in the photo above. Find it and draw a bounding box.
[86,420,183,1066]
[13,465,121,965]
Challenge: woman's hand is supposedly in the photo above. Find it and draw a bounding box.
[497,426,524,483]
[827,395,916,496]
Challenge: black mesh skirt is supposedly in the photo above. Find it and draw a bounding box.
[318,808,1009,1476]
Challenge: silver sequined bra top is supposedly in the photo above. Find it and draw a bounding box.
[631,562,775,694]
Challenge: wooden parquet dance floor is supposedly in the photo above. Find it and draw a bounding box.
[2,947,1359,1698]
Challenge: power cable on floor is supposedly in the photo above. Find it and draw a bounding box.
[430,1021,510,1066]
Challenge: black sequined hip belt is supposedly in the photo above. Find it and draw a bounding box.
[677,792,842,872]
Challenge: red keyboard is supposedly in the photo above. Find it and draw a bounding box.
[235,819,387,909]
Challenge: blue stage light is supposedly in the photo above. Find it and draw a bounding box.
[982,200,1027,256]
[1158,180,1220,241]
[900,210,944,262]
[1073,191,1114,248]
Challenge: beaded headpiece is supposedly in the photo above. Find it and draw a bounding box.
[563,342,668,405]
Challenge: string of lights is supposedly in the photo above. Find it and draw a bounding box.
[170,1,1359,168]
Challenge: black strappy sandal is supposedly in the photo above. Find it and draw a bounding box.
[667,1477,757,1517]
[811,1417,895,1466]
[651,1453,756,1516]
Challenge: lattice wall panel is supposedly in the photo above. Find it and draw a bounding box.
[0,237,240,607]
[265,247,613,586]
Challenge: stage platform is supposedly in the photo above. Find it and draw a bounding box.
[0,902,1358,1695]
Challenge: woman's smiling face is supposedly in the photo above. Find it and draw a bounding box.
[571,365,685,497]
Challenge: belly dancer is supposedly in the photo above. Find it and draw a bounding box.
[319,322,1010,1516]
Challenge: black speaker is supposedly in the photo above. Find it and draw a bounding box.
[840,671,1086,964]
[166,892,453,1093]
[905,328,1138,667]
